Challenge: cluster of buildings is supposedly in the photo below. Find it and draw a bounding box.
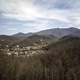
[1,44,48,56]
[0,39,48,56]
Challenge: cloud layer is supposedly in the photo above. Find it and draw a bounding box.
[0,0,80,34]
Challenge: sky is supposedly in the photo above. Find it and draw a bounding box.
[0,0,80,35]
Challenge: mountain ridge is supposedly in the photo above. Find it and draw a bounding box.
[11,27,80,38]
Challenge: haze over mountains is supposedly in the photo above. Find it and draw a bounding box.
[12,27,80,38]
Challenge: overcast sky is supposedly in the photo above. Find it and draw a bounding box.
[0,0,80,35]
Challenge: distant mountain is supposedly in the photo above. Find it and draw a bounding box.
[13,32,33,39]
[37,27,80,38]
[1,27,80,48]
[12,27,80,39]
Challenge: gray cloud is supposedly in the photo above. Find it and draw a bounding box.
[0,0,80,34]
[34,0,80,10]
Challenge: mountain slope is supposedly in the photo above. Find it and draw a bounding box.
[12,27,80,39]
[12,34,57,47]
[37,27,80,38]
[0,35,19,48]
[42,36,80,79]
[48,36,80,50]
[13,32,33,39]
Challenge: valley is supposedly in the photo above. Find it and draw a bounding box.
[0,27,80,80]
